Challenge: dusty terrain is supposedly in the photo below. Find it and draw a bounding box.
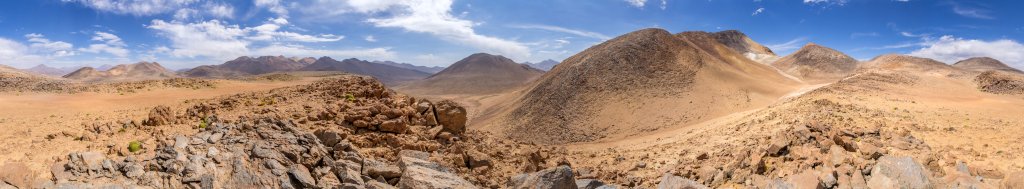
[2,28,1024,189]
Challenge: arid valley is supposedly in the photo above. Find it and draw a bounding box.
[2,1,1024,189]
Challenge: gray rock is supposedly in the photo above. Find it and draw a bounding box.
[507,166,577,189]
[207,132,223,143]
[365,160,402,179]
[396,150,476,189]
[576,179,612,189]
[366,180,398,189]
[656,173,710,189]
[265,159,287,176]
[867,156,931,189]
[288,165,317,188]
[174,136,189,149]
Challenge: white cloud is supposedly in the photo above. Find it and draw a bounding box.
[850,32,879,38]
[147,19,249,59]
[624,0,647,8]
[508,24,611,40]
[909,36,1024,69]
[766,37,809,51]
[355,0,530,59]
[204,2,235,19]
[252,44,395,60]
[0,38,46,67]
[255,0,289,17]
[248,18,344,42]
[25,33,75,57]
[752,8,765,16]
[173,8,199,21]
[951,3,993,19]
[61,0,199,16]
[78,32,128,57]
[365,35,377,42]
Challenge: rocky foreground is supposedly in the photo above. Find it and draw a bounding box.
[2,74,1023,189]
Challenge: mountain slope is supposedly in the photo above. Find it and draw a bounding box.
[395,53,545,95]
[770,43,859,83]
[23,64,79,76]
[64,62,177,82]
[184,56,307,78]
[710,30,778,64]
[858,54,958,75]
[484,28,799,144]
[299,57,431,84]
[953,57,1023,73]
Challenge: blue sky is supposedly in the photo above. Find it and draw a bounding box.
[0,0,1021,70]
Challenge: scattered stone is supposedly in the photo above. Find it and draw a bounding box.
[507,166,576,189]
[656,173,709,189]
[866,156,931,189]
[288,165,317,188]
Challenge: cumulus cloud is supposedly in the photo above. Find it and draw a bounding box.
[147,19,249,59]
[204,2,235,19]
[147,18,364,61]
[25,33,75,57]
[255,0,289,17]
[0,38,47,67]
[78,32,129,57]
[61,0,199,16]
[909,36,1024,69]
[624,0,647,8]
[507,24,611,40]
[349,0,530,59]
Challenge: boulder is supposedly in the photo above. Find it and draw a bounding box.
[288,165,317,188]
[143,105,177,126]
[396,150,477,189]
[867,156,931,189]
[433,100,467,134]
[464,150,493,169]
[507,166,577,189]
[576,179,611,189]
[379,118,409,134]
[396,164,477,189]
[656,173,709,189]
[786,170,824,189]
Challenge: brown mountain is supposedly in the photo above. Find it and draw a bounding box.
[770,43,859,83]
[299,57,431,84]
[483,28,799,144]
[64,61,177,82]
[858,54,957,74]
[952,57,1023,73]
[710,30,778,63]
[184,56,307,78]
[23,64,80,76]
[395,53,545,95]
[373,60,445,74]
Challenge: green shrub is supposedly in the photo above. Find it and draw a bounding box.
[198,119,208,129]
[345,93,356,102]
[127,141,142,152]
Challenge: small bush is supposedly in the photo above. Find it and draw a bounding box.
[345,93,356,102]
[198,119,208,129]
[127,141,142,152]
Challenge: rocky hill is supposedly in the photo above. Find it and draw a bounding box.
[710,30,778,64]
[183,56,308,78]
[770,43,859,82]
[299,57,431,84]
[395,53,545,95]
[488,28,798,144]
[858,54,958,74]
[953,57,1023,73]
[64,62,177,82]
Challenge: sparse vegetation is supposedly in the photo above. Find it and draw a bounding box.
[127,141,142,152]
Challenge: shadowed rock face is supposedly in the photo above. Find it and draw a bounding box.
[953,57,1023,73]
[770,43,859,82]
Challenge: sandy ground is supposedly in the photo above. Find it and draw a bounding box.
[0,78,321,178]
